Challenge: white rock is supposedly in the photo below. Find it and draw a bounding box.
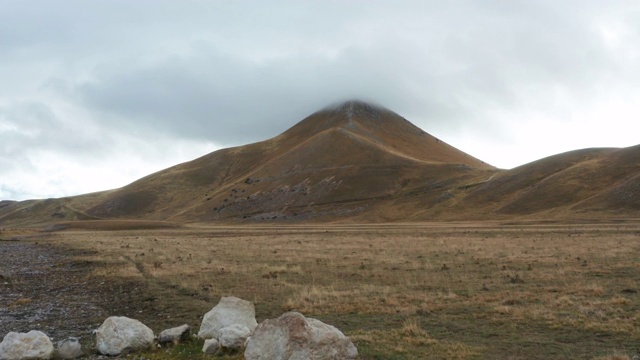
[95,316,154,356]
[202,338,219,355]
[157,324,190,344]
[0,330,54,360]
[56,337,83,359]
[197,296,257,340]
[218,324,251,351]
[244,312,358,360]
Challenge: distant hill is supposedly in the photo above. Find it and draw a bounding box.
[463,145,640,218]
[1,100,638,227]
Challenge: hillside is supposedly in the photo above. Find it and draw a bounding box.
[0,101,494,226]
[458,145,640,219]
[1,101,639,227]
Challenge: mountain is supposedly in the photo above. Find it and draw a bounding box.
[0,101,494,226]
[1,100,638,227]
[80,100,494,222]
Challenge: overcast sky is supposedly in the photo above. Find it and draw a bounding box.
[1,1,639,201]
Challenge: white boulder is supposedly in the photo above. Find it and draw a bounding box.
[244,312,358,360]
[95,316,154,356]
[202,338,219,355]
[218,324,251,351]
[157,324,190,344]
[197,297,257,340]
[0,330,54,360]
[56,337,83,359]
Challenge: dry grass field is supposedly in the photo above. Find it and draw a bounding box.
[3,221,640,359]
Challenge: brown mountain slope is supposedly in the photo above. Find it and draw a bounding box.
[2,101,639,227]
[110,101,493,222]
[280,101,491,167]
[456,145,640,218]
[0,101,494,226]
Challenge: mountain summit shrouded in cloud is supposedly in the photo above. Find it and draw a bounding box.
[2,100,639,227]
[1,1,639,201]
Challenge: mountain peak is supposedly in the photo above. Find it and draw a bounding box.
[326,99,384,114]
[279,100,394,142]
[322,100,387,123]
[277,100,493,170]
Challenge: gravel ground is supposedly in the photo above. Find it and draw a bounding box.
[0,239,207,359]
[0,240,105,342]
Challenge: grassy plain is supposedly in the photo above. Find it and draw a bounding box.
[36,221,640,359]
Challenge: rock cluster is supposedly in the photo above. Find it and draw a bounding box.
[1,296,357,359]
[195,297,357,359]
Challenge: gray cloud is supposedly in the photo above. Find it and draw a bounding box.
[66,0,635,140]
[73,42,428,145]
[1,0,639,200]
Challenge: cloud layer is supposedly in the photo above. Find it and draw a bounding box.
[1,1,639,200]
